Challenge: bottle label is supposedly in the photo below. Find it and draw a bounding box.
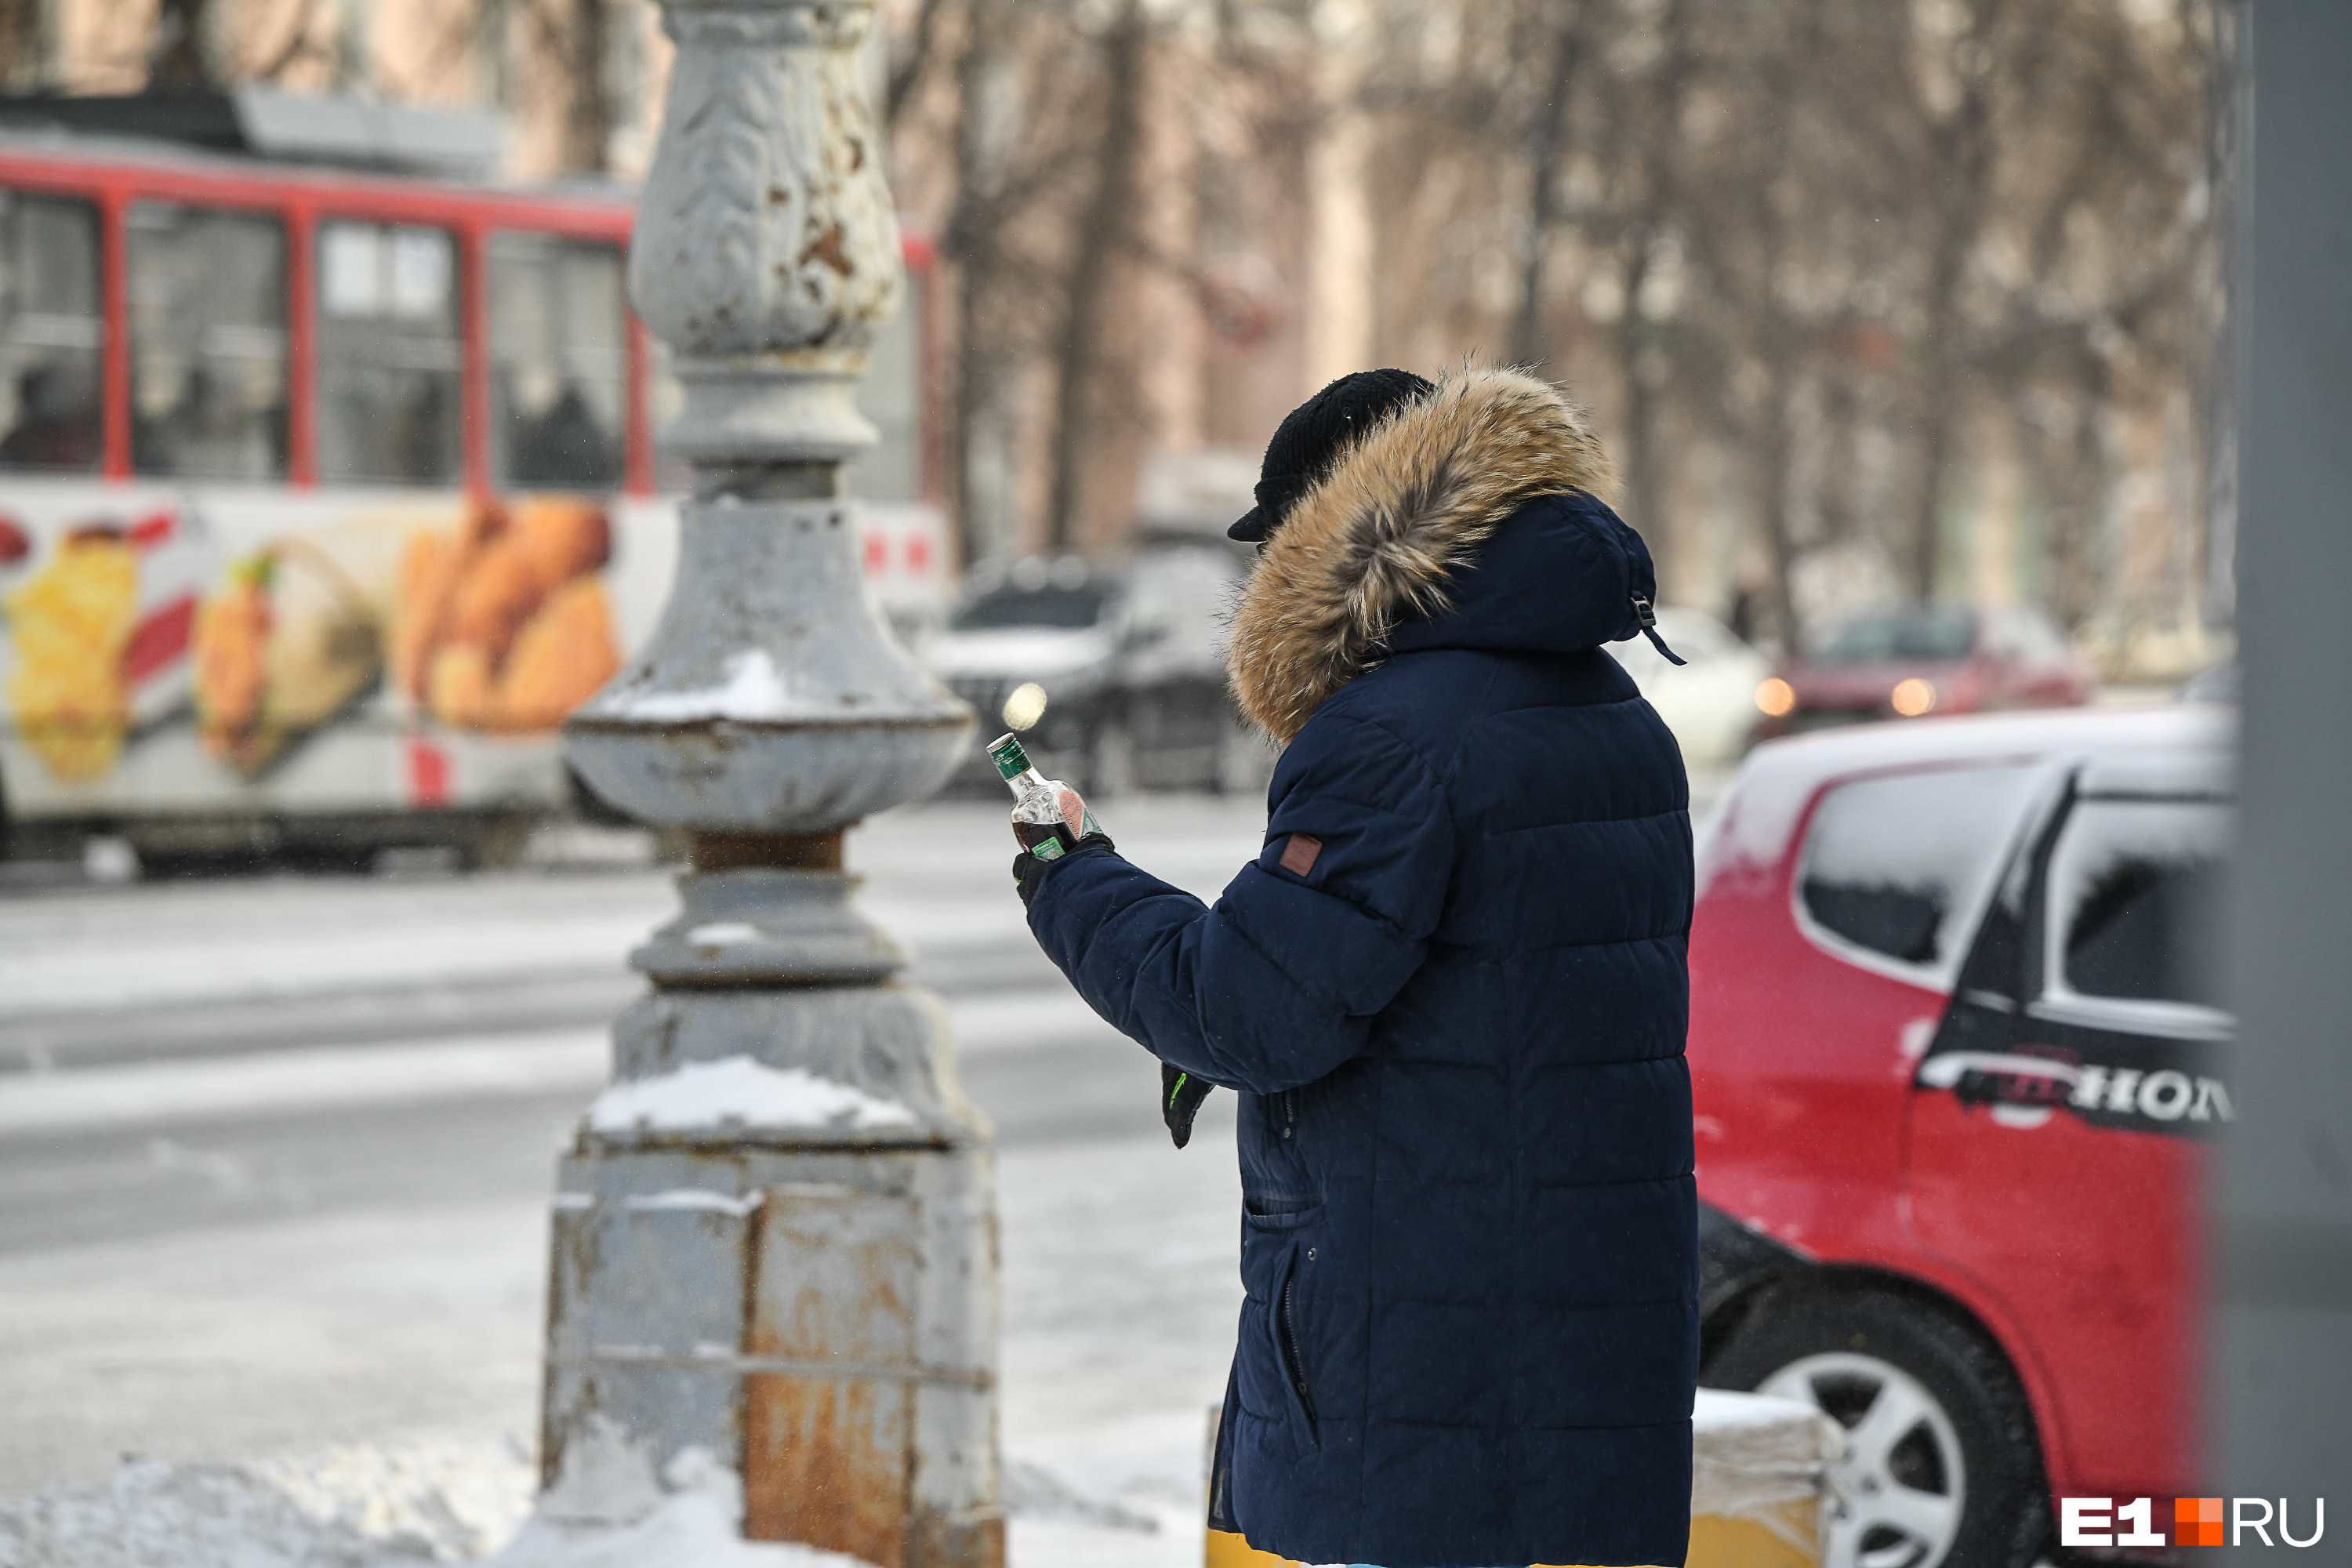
[1030,836,1065,861]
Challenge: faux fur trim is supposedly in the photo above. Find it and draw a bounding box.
[1226,366,1617,744]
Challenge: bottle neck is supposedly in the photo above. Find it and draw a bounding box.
[1004,764,1049,796]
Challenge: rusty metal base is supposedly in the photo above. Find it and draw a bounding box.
[541,924,1001,1568]
[544,1134,1004,1568]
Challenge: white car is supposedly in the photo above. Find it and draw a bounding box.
[1607,607,1770,767]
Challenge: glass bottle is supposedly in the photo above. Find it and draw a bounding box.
[988,732,1101,860]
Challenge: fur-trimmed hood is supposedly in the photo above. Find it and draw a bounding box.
[1227,366,1658,743]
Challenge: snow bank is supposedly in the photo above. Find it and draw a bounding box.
[0,1459,426,1568]
[487,1421,873,1568]
[586,1057,917,1134]
[0,1437,541,1567]
[250,1441,535,1562]
[0,1443,876,1568]
[485,1454,867,1568]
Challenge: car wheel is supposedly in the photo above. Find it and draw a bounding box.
[1089,717,1139,799]
[1704,1282,2049,1568]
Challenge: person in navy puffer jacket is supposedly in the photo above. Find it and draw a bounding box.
[1018,365,1697,1568]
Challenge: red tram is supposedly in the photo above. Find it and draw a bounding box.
[0,120,941,862]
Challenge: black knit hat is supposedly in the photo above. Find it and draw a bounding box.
[1229,368,1436,543]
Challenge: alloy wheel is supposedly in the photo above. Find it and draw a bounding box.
[1760,1350,1965,1568]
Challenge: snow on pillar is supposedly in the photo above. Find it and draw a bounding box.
[539,2,996,1563]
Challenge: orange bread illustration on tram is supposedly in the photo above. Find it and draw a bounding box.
[3,530,139,781]
[395,497,619,732]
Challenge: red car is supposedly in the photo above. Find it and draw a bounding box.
[1757,604,2096,736]
[1690,706,2231,1568]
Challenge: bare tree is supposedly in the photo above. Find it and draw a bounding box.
[0,0,42,87]
[1896,0,2007,601]
[523,0,614,173]
[942,0,1024,565]
[1043,0,1149,554]
[887,0,951,132]
[882,0,2224,646]
[150,0,222,88]
[1508,4,1583,371]
[1601,0,1695,565]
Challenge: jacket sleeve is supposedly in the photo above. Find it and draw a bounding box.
[1022,712,1454,1094]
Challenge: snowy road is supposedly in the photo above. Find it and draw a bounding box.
[0,796,1278,1564]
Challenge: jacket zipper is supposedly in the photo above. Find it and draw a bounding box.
[1278,1264,1318,1431]
[1281,1088,1298,1139]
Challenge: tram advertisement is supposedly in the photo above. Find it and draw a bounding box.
[0,483,942,826]
[0,483,646,818]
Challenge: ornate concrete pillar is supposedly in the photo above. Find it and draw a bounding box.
[539,2,996,1563]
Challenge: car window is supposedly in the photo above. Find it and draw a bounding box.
[1126,549,1236,655]
[1796,764,2044,984]
[949,584,1109,631]
[1812,607,1976,665]
[2045,798,2228,1011]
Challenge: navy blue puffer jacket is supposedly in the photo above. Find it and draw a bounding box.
[1025,368,1697,1568]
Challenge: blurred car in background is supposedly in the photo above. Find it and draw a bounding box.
[1607,606,1772,767]
[1756,604,2093,739]
[1689,706,2230,1568]
[927,547,1268,795]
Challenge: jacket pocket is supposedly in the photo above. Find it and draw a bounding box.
[1239,1203,1323,1454]
[1243,1192,1320,1230]
[1272,1243,1319,1447]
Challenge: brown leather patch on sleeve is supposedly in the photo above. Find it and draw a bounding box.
[1279,833,1323,877]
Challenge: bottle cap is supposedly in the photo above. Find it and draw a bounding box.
[986,733,1030,780]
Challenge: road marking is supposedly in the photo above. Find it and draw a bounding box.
[0,991,1117,1134]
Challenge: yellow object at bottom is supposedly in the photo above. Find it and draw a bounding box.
[1206,1499,1818,1568]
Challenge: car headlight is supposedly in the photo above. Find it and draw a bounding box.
[1755,677,1797,717]
[1001,682,1049,731]
[1890,677,1937,717]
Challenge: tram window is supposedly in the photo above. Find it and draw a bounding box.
[488,233,622,492]
[128,203,289,481]
[0,191,102,474]
[315,221,461,485]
